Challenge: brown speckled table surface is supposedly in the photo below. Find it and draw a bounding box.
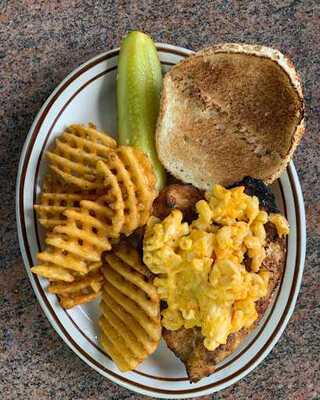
[1,1,319,399]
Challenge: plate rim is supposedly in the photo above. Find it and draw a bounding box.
[15,43,306,398]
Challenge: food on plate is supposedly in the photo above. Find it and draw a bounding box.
[35,158,129,275]
[48,271,104,309]
[117,31,166,190]
[152,183,203,222]
[42,169,106,198]
[156,43,304,190]
[28,35,304,382]
[163,220,286,382]
[34,192,95,230]
[32,124,157,308]
[31,201,112,281]
[229,176,280,214]
[47,123,117,190]
[99,243,161,371]
[115,145,157,230]
[73,147,156,239]
[144,179,288,381]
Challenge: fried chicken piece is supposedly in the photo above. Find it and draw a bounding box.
[152,184,203,222]
[163,222,286,382]
[161,178,286,382]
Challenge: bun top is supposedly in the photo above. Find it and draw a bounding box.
[156,44,304,189]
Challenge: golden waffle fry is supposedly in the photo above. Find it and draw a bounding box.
[32,245,88,279]
[48,271,104,309]
[87,261,102,273]
[99,244,161,372]
[106,151,139,235]
[117,146,157,226]
[31,265,75,282]
[50,207,112,262]
[93,160,125,237]
[34,193,94,230]
[32,172,116,288]
[47,124,116,190]
[93,147,157,237]
[42,170,105,199]
[32,124,158,312]
[32,205,111,283]
[114,242,152,277]
[67,123,117,148]
[42,170,73,193]
[96,158,132,236]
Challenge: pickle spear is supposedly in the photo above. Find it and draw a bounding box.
[117,31,166,190]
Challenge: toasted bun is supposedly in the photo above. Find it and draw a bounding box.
[156,44,304,190]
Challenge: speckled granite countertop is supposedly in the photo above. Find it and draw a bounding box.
[1,1,319,399]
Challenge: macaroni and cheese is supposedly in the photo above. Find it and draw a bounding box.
[143,184,289,351]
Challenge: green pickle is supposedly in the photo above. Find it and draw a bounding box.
[117,31,166,190]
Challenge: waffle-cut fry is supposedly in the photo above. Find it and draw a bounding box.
[34,193,94,230]
[105,255,158,316]
[99,315,147,369]
[47,155,98,190]
[36,247,88,274]
[42,170,105,198]
[100,333,133,371]
[67,123,117,149]
[31,124,158,313]
[31,265,74,282]
[101,292,157,354]
[48,272,103,294]
[47,124,116,190]
[42,171,75,194]
[87,261,102,273]
[99,246,161,372]
[48,272,104,309]
[114,242,153,278]
[101,151,139,235]
[33,195,111,286]
[51,208,112,262]
[93,161,125,238]
[103,284,159,341]
[133,146,157,191]
[94,147,157,237]
[32,215,110,286]
[117,146,157,226]
[59,292,99,309]
[32,177,114,291]
[100,305,147,359]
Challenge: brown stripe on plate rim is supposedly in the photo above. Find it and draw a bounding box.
[31,61,290,382]
[17,46,302,395]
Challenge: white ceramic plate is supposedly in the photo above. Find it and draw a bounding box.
[16,44,306,398]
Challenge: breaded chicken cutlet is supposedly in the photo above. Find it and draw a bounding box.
[152,177,286,382]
